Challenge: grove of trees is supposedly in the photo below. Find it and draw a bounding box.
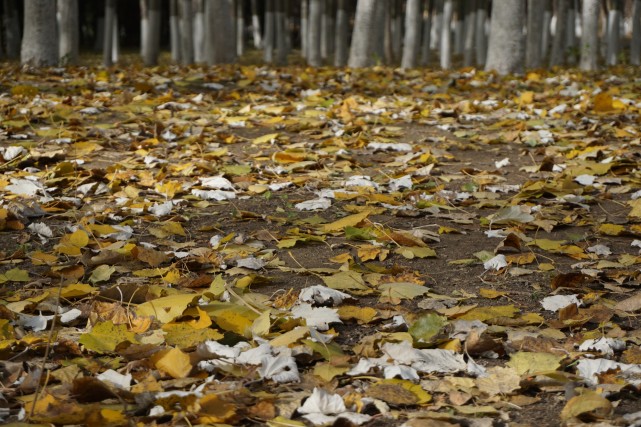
[2,0,641,74]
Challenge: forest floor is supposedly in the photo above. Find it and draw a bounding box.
[1,62,641,427]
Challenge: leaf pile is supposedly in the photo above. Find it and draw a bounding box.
[1,64,641,425]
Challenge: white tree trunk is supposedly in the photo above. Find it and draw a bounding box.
[580,0,600,70]
[111,14,119,63]
[606,0,623,66]
[263,0,275,62]
[463,0,476,66]
[57,0,79,65]
[170,0,181,62]
[308,0,322,66]
[631,0,641,65]
[440,0,453,69]
[141,0,161,66]
[348,0,378,67]
[103,0,116,66]
[301,0,309,58]
[541,0,552,59]
[250,0,262,48]
[485,0,525,74]
[205,0,235,64]
[550,0,568,66]
[475,0,487,66]
[3,0,20,59]
[401,0,423,69]
[420,0,433,65]
[526,0,543,68]
[236,0,244,57]
[179,0,194,64]
[193,0,205,62]
[21,0,58,66]
[335,0,349,66]
[431,0,443,49]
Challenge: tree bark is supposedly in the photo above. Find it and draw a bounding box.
[321,0,336,61]
[401,0,423,69]
[541,0,552,59]
[580,0,600,70]
[263,0,275,62]
[3,0,20,59]
[485,0,525,75]
[391,0,403,61]
[348,0,378,67]
[274,0,287,65]
[141,0,161,66]
[193,0,205,62]
[565,0,577,64]
[462,0,476,66]
[236,0,244,57]
[21,0,58,66]
[335,0,349,66]
[606,0,623,66]
[475,0,488,66]
[57,0,79,65]
[431,0,443,50]
[526,0,543,68]
[103,0,116,67]
[550,0,568,66]
[170,0,181,62]
[250,0,262,48]
[440,0,453,69]
[308,0,322,66]
[420,0,433,65]
[205,0,235,64]
[453,0,465,55]
[632,0,641,65]
[179,0,194,64]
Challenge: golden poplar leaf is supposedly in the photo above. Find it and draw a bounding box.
[153,347,193,379]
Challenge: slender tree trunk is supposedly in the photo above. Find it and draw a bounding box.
[541,0,552,59]
[193,0,205,62]
[236,0,244,57]
[348,0,378,67]
[392,0,403,61]
[205,0,235,64]
[301,0,309,58]
[384,2,394,63]
[141,0,161,66]
[57,0,79,65]
[263,0,275,62]
[179,0,194,64]
[335,0,349,66]
[22,0,58,66]
[632,0,641,65]
[565,0,577,64]
[3,0,20,59]
[274,0,287,65]
[475,0,488,66]
[550,0,568,66]
[111,14,120,63]
[463,0,476,66]
[431,0,443,49]
[485,0,525,74]
[526,0,543,68]
[250,0,262,48]
[103,0,116,66]
[440,0,453,68]
[140,0,149,60]
[420,0,433,65]
[401,0,423,68]
[322,0,336,61]
[580,0,600,70]
[170,0,181,62]
[308,0,322,65]
[453,0,465,55]
[606,0,623,65]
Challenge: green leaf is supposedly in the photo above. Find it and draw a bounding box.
[409,313,448,344]
[89,264,116,284]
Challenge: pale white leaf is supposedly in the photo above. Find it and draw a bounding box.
[200,176,235,190]
[2,146,27,161]
[587,244,611,256]
[578,337,626,357]
[295,198,332,211]
[483,254,508,271]
[575,174,596,186]
[149,201,173,216]
[540,294,581,312]
[494,157,510,169]
[298,285,351,306]
[60,308,82,324]
[6,179,43,196]
[236,256,266,270]
[191,189,236,201]
[258,354,299,383]
[97,369,132,389]
[290,304,341,331]
[388,175,413,192]
[383,365,419,381]
[298,388,346,415]
[488,206,534,225]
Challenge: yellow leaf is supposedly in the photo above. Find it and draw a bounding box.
[136,293,199,323]
[593,93,614,112]
[322,210,371,233]
[560,390,613,420]
[198,394,236,424]
[476,366,521,396]
[313,363,350,381]
[519,91,534,104]
[61,283,97,299]
[31,393,87,424]
[162,323,223,349]
[253,132,280,144]
[456,305,519,321]
[479,288,508,299]
[507,352,563,376]
[337,305,378,323]
[207,303,260,337]
[394,246,436,259]
[187,307,213,329]
[155,180,183,198]
[367,379,431,405]
[629,199,641,219]
[79,321,138,353]
[153,347,192,379]
[251,309,272,337]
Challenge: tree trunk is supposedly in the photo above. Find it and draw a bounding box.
[401,0,423,68]
[21,0,58,66]
[3,0,20,59]
[475,0,488,66]
[308,0,322,65]
[111,14,120,63]
[205,0,235,64]
[440,0,453,68]
[463,0,476,66]
[632,0,641,65]
[140,0,161,67]
[384,2,394,63]
[541,0,552,59]
[550,0,568,66]
[274,0,287,65]
[431,0,443,50]
[170,0,181,62]
[103,0,116,66]
[348,0,378,67]
[391,0,403,61]
[193,0,205,62]
[301,0,309,58]
[565,0,577,64]
[236,0,244,57]
[526,0,543,68]
[321,0,336,61]
[263,0,274,62]
[580,0,600,70]
[335,0,349,66]
[453,0,465,55]
[606,0,623,66]
[420,0,433,65]
[250,0,262,48]
[57,0,79,65]
[485,0,525,74]
[179,0,194,64]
